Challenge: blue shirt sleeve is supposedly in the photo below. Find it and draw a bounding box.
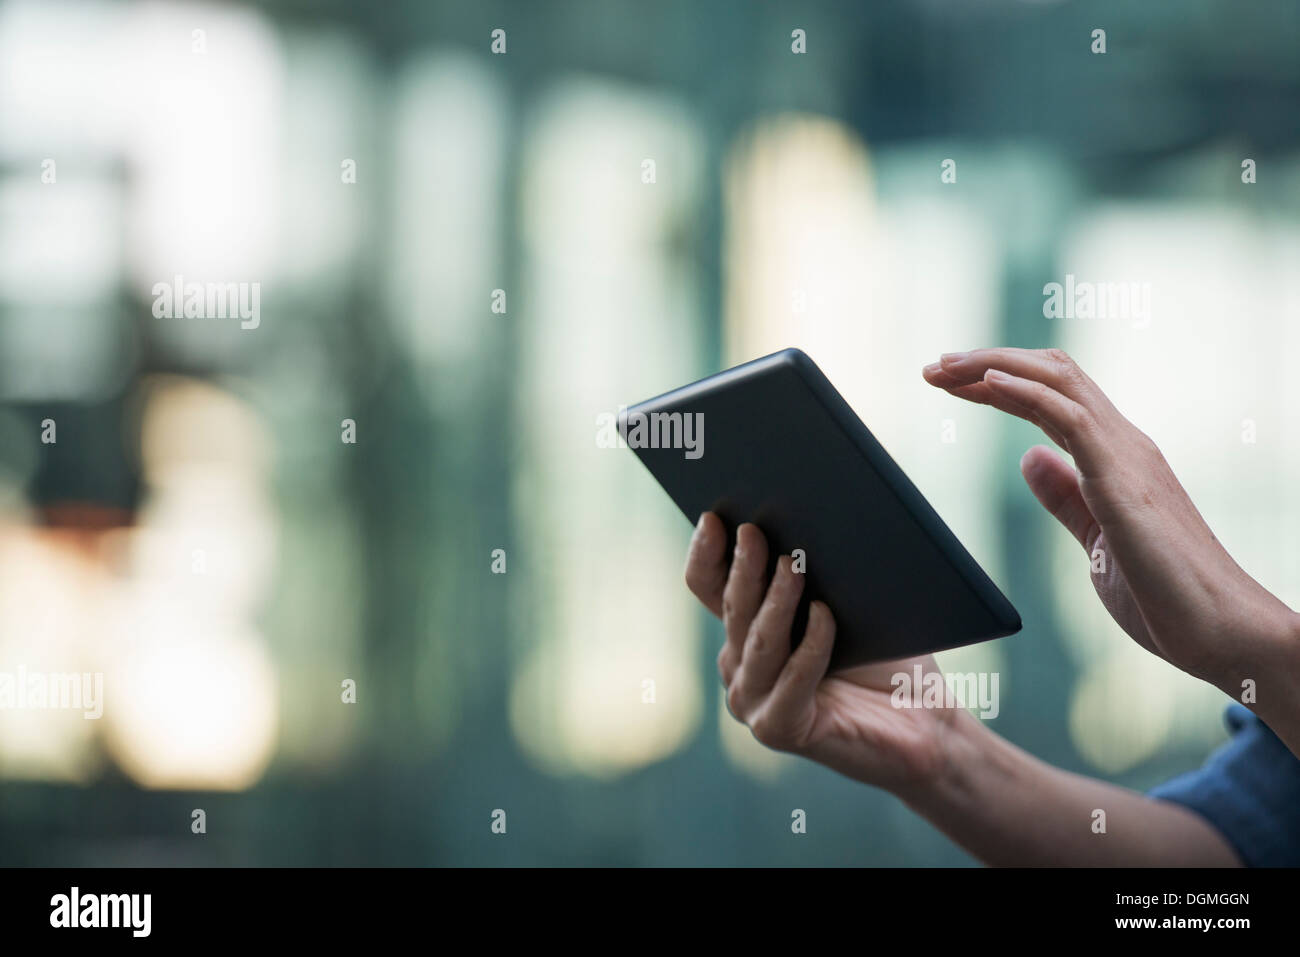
[1148,704,1300,867]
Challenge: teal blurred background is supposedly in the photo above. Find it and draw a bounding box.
[1,0,1298,865]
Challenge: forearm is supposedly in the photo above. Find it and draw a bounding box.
[898,711,1240,867]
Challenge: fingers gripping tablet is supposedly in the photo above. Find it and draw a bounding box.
[620,348,1021,670]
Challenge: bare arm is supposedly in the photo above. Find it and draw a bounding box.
[904,709,1241,867]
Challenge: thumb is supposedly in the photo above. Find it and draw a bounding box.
[1019,445,1098,550]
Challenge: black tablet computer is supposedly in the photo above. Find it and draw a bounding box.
[619,348,1021,670]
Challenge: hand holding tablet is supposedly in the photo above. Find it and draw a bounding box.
[621,348,1021,670]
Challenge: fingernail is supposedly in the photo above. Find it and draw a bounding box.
[985,369,1009,383]
[922,361,941,375]
[940,351,969,364]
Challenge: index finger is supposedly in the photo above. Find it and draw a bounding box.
[979,369,1114,476]
[684,511,727,617]
[933,347,1116,416]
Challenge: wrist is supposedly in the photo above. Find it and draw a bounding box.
[1210,603,1300,720]
[896,708,1006,814]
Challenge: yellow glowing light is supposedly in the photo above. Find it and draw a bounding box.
[103,618,278,791]
[0,528,106,783]
[101,375,280,790]
[509,79,706,777]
